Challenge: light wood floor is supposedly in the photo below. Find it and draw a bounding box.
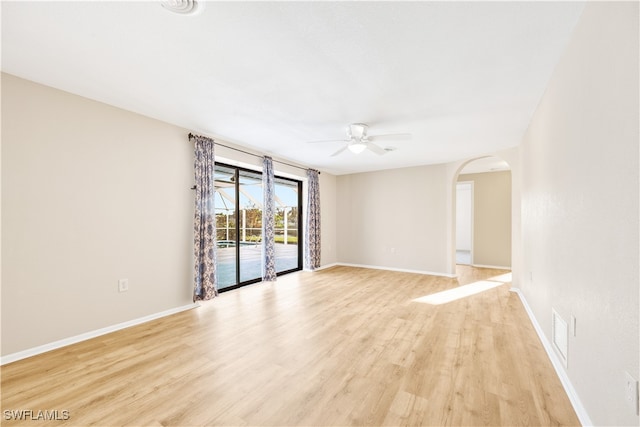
[1,266,580,426]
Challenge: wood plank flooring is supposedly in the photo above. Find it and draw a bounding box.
[1,266,580,426]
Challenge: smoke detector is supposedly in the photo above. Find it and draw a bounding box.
[160,0,202,15]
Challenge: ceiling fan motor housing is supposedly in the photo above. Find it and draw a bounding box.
[348,123,368,141]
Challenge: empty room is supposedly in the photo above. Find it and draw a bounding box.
[1,1,638,426]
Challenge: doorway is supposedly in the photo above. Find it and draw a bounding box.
[453,156,512,271]
[456,182,473,265]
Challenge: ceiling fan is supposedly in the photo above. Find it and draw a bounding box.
[307,123,411,157]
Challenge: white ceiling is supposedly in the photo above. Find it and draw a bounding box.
[1,1,584,175]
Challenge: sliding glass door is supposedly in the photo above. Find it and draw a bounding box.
[238,169,263,283]
[214,163,302,291]
[274,177,301,274]
[214,165,237,289]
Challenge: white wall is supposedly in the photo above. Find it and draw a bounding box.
[336,164,451,275]
[520,3,639,425]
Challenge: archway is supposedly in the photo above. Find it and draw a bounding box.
[452,156,512,274]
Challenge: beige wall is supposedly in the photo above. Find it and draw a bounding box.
[336,164,450,275]
[334,161,514,277]
[520,2,639,425]
[1,73,338,357]
[1,73,195,355]
[458,171,511,268]
[318,172,338,266]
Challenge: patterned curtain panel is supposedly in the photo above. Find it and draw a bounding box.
[192,134,218,301]
[304,169,321,270]
[262,156,277,281]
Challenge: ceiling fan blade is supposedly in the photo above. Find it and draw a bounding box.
[366,142,387,156]
[330,146,348,157]
[368,133,412,141]
[306,138,350,144]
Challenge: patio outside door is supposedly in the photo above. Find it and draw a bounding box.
[214,163,301,291]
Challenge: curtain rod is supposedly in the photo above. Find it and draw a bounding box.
[188,133,320,174]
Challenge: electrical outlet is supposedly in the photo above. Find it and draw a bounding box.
[118,279,129,293]
[570,315,576,337]
[624,371,639,415]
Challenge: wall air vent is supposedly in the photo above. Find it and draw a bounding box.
[160,0,201,16]
[552,309,568,367]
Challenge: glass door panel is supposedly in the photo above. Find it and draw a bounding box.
[274,177,301,273]
[238,169,263,283]
[214,165,237,290]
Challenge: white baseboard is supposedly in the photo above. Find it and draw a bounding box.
[1,303,200,366]
[472,263,511,270]
[509,288,593,426]
[304,262,339,272]
[335,262,457,278]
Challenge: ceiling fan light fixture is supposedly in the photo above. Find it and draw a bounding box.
[348,142,367,154]
[306,122,408,157]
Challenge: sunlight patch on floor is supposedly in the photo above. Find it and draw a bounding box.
[413,272,512,305]
[490,272,512,282]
